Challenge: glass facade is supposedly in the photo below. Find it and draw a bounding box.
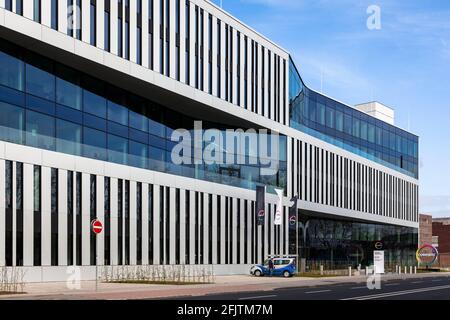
[0,40,287,193]
[289,59,419,179]
[298,213,418,271]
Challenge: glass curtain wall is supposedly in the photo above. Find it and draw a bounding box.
[297,213,418,271]
[0,40,287,193]
[289,58,419,179]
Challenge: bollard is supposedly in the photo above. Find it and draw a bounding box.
[410,266,413,274]
[399,266,401,274]
[414,266,417,274]
[365,266,368,276]
[396,265,398,273]
[405,266,407,274]
[348,266,352,277]
[320,265,324,276]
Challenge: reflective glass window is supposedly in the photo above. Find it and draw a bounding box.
[83,127,107,161]
[335,110,343,132]
[317,103,325,126]
[56,119,82,156]
[352,118,360,138]
[83,76,107,118]
[129,140,148,169]
[376,126,382,145]
[56,65,82,110]
[396,135,402,153]
[361,121,368,141]
[26,110,55,150]
[84,90,107,118]
[308,100,316,122]
[389,131,396,151]
[108,101,128,125]
[368,124,375,143]
[343,114,352,135]
[129,110,148,132]
[25,61,55,101]
[148,118,165,138]
[325,106,335,129]
[0,45,24,91]
[0,102,24,144]
[108,134,128,164]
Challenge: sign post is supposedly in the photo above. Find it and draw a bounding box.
[373,251,385,274]
[91,219,103,291]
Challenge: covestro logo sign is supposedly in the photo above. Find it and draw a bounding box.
[416,244,439,267]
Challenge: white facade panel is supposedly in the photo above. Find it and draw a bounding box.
[130,0,137,63]
[152,0,160,73]
[189,190,195,264]
[96,175,105,266]
[0,160,4,266]
[41,167,51,266]
[203,192,209,265]
[220,195,225,264]
[110,0,118,55]
[141,183,149,265]
[81,0,90,44]
[58,169,68,266]
[211,193,217,264]
[169,187,176,264]
[96,0,104,50]
[81,173,90,266]
[110,178,118,265]
[141,0,149,68]
[153,185,160,264]
[23,0,33,20]
[130,181,137,265]
[179,188,186,265]
[58,0,68,35]
[41,0,51,28]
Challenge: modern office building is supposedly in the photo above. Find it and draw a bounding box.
[0,0,418,282]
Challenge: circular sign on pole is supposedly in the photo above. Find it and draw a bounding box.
[91,219,103,235]
[416,244,439,267]
[289,216,296,226]
[374,241,384,250]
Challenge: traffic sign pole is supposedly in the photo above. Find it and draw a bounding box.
[91,219,103,292]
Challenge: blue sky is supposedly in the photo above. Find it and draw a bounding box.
[211,0,450,218]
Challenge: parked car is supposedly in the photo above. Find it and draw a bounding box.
[250,258,296,278]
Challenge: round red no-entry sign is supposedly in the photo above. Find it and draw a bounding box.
[91,219,103,235]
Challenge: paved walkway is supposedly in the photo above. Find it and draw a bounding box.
[1,273,449,300]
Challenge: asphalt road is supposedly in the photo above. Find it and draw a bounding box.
[171,275,450,300]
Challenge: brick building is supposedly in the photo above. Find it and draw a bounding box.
[419,214,433,248]
[433,218,450,268]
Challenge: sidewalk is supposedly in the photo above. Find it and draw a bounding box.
[1,272,449,300]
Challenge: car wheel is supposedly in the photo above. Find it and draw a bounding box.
[254,270,262,277]
[283,271,291,278]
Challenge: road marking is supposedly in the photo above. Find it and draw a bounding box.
[305,290,332,294]
[412,281,424,284]
[239,295,277,300]
[350,286,368,290]
[385,283,399,286]
[432,279,442,282]
[341,284,450,300]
